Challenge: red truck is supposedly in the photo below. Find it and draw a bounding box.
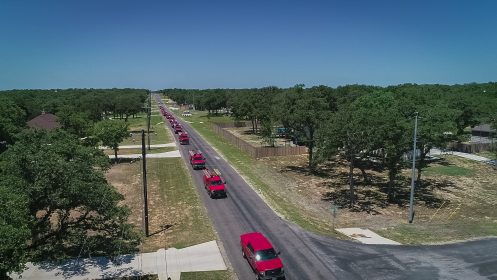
[189,150,206,170]
[240,232,285,280]
[179,132,189,145]
[202,169,227,198]
[174,124,183,134]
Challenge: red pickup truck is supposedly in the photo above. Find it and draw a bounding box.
[189,150,206,170]
[179,132,189,145]
[240,232,285,280]
[202,169,227,198]
[174,124,182,134]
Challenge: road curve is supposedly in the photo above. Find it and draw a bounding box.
[156,96,497,280]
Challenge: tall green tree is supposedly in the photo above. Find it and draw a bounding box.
[57,105,92,138]
[0,130,140,278]
[0,177,30,278]
[0,97,26,152]
[93,120,130,161]
[448,93,484,137]
[414,105,458,182]
[283,86,330,171]
[320,92,411,205]
[114,94,143,121]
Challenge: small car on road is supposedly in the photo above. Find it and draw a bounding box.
[240,232,285,280]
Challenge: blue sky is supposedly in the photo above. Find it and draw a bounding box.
[1,0,496,90]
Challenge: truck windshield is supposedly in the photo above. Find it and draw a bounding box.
[210,180,223,185]
[255,248,277,261]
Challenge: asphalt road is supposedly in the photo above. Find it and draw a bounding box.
[156,97,497,280]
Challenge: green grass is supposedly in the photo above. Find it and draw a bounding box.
[424,165,474,177]
[177,111,340,238]
[378,220,497,245]
[378,155,497,244]
[119,114,172,145]
[180,271,233,280]
[151,158,217,249]
[475,150,497,160]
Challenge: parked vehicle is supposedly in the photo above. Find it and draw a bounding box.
[179,132,189,145]
[487,159,497,169]
[189,150,206,169]
[202,169,227,198]
[240,232,285,280]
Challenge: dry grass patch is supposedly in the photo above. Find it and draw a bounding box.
[263,154,497,244]
[106,157,216,252]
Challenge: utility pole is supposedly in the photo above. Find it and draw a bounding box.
[408,112,419,223]
[142,130,150,236]
[147,91,151,150]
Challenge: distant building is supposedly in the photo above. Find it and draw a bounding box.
[471,124,496,144]
[26,112,61,131]
[472,124,496,137]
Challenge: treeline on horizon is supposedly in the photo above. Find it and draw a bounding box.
[162,82,497,205]
[0,88,148,146]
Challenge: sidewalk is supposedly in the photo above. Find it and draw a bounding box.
[430,148,491,162]
[108,150,181,159]
[100,143,177,149]
[11,241,227,280]
[336,228,400,245]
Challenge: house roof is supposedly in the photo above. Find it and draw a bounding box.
[472,124,496,133]
[27,112,61,131]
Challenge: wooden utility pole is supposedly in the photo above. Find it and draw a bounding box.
[142,129,149,236]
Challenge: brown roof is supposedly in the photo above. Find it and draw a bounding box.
[27,113,61,131]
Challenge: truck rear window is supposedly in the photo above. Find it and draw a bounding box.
[210,180,223,185]
[255,248,277,261]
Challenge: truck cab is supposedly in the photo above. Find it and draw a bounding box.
[174,124,182,134]
[179,132,189,145]
[189,150,206,170]
[240,232,285,280]
[202,169,227,198]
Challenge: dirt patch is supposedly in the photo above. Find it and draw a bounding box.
[106,157,216,252]
[105,162,144,230]
[106,160,176,252]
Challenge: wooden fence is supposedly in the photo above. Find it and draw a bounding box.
[211,123,308,158]
[448,142,497,154]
